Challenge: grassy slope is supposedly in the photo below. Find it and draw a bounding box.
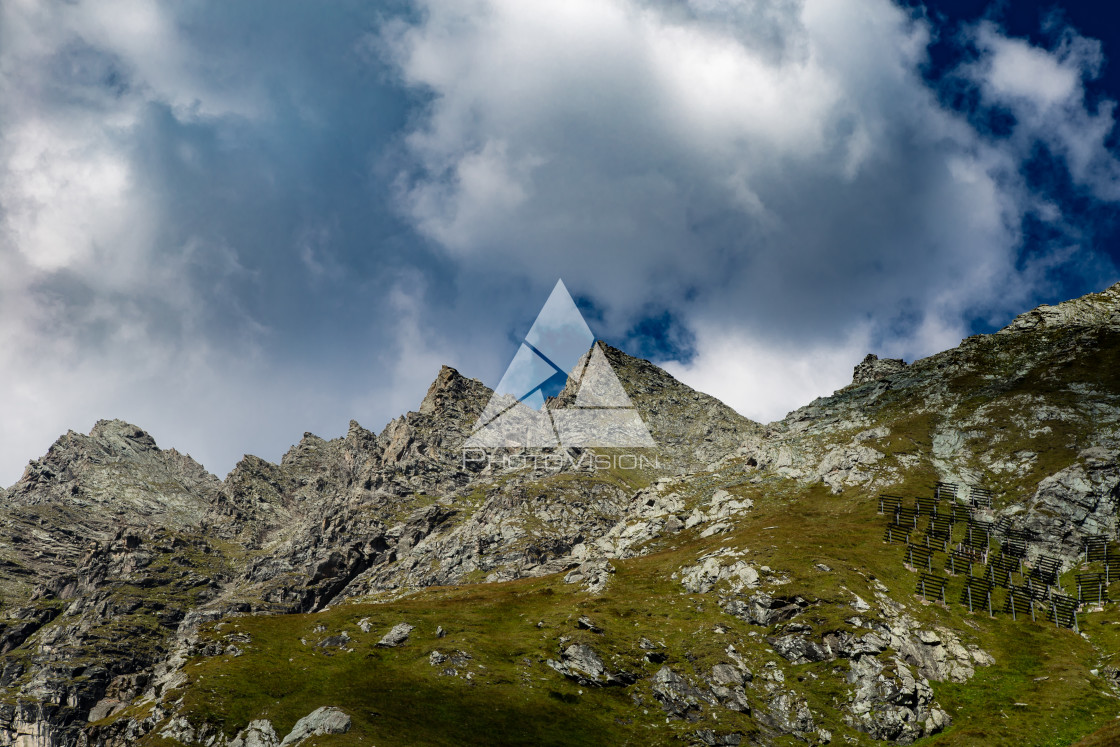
[133,469,1119,746]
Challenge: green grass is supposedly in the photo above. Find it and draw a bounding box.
[918,619,1115,747]
[166,570,758,746]
[1073,717,1120,746]
[136,468,1117,746]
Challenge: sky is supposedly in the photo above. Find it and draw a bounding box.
[2,0,1120,484]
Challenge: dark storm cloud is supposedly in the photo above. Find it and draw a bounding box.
[0,0,449,480]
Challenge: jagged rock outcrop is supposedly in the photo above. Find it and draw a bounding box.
[0,421,231,746]
[676,552,759,594]
[998,281,1120,333]
[843,653,947,743]
[650,666,716,720]
[721,593,811,627]
[853,353,909,385]
[546,644,634,687]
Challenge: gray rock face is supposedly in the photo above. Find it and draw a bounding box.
[844,654,947,744]
[647,654,748,719]
[766,634,832,665]
[830,596,991,742]
[815,441,884,494]
[678,557,759,594]
[1007,448,1120,565]
[745,591,982,744]
[693,729,743,746]
[563,560,614,594]
[0,417,228,746]
[720,593,810,626]
[10,420,220,527]
[650,667,714,720]
[998,281,1120,333]
[852,354,909,385]
[763,689,816,735]
[889,626,989,685]
[709,664,745,687]
[822,630,888,660]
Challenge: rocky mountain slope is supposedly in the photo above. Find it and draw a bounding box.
[0,285,1119,746]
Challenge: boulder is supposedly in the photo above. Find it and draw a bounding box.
[563,560,615,594]
[710,664,744,687]
[650,666,715,720]
[317,632,350,649]
[376,623,413,648]
[546,644,635,687]
[230,719,280,747]
[278,707,351,746]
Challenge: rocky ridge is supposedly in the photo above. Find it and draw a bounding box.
[0,283,1118,745]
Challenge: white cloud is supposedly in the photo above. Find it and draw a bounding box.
[382,0,1120,423]
[405,139,543,253]
[965,20,1120,199]
[661,322,872,423]
[982,35,1080,105]
[375,271,459,419]
[2,118,144,275]
[0,0,284,482]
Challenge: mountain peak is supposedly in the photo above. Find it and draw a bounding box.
[418,365,486,416]
[89,419,159,451]
[589,342,761,469]
[9,417,219,529]
[999,280,1120,334]
[852,353,908,385]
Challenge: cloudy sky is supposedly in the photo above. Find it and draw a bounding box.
[2,0,1119,483]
